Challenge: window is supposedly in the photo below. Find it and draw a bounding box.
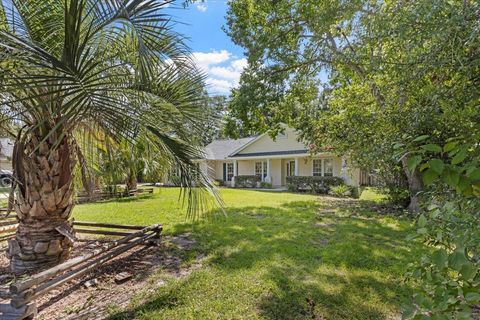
[286,160,296,177]
[313,158,334,177]
[255,161,268,181]
[255,162,263,177]
[313,159,322,176]
[226,163,234,181]
[324,159,333,177]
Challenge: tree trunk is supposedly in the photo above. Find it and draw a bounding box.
[8,134,76,273]
[401,157,424,213]
[125,169,137,192]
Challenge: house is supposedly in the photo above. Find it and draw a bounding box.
[0,138,13,172]
[198,126,360,188]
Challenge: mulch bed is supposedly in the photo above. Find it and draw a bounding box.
[0,233,202,319]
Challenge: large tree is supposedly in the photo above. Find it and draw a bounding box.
[225,0,480,212]
[0,0,217,273]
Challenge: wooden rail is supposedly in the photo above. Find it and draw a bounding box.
[0,218,17,244]
[0,222,162,319]
[76,187,154,204]
[0,220,157,243]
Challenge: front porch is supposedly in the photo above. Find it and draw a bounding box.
[217,155,347,188]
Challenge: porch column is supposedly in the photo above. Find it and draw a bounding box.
[266,159,272,183]
[232,160,238,187]
[294,158,299,176]
[341,157,349,184]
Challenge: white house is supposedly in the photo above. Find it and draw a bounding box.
[198,126,360,188]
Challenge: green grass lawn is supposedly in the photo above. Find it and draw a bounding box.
[73,188,423,320]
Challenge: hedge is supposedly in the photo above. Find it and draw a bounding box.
[235,175,261,188]
[286,176,344,194]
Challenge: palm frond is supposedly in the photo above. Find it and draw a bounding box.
[0,0,220,216]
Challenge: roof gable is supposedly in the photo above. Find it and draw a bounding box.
[231,127,307,157]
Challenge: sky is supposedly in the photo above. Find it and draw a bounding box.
[165,1,246,96]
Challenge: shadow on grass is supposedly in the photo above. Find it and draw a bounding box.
[107,199,423,320]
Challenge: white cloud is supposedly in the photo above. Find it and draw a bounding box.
[192,50,231,72]
[193,51,248,95]
[195,2,207,12]
[231,58,247,71]
[209,66,241,82]
[206,78,232,94]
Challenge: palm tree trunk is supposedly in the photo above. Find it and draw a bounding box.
[8,134,76,273]
[125,169,138,192]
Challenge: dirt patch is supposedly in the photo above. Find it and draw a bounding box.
[0,233,203,320]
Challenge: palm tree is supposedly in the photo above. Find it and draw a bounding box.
[0,0,217,273]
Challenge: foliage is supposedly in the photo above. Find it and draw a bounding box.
[400,136,480,318]
[287,176,343,194]
[198,95,229,145]
[224,0,480,211]
[235,175,260,188]
[329,184,360,199]
[329,184,350,197]
[259,181,272,189]
[74,188,424,319]
[0,0,220,217]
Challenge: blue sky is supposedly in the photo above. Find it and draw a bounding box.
[166,1,247,95]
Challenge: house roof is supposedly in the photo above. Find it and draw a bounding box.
[203,137,257,160]
[229,149,309,158]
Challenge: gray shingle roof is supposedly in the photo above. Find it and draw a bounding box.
[203,137,256,160]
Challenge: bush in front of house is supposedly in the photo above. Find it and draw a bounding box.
[260,181,272,188]
[235,175,261,188]
[329,184,361,198]
[287,176,344,194]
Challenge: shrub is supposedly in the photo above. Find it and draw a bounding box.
[350,186,360,199]
[260,181,272,188]
[329,184,351,197]
[214,179,224,187]
[235,175,261,188]
[286,176,344,194]
[329,184,361,198]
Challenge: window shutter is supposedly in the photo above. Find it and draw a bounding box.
[223,163,227,181]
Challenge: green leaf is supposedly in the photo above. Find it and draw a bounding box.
[467,168,480,180]
[465,292,480,303]
[452,147,468,165]
[443,141,457,153]
[419,162,429,172]
[459,263,477,281]
[448,249,469,271]
[456,176,472,194]
[443,167,460,187]
[417,214,427,227]
[422,169,439,186]
[407,155,423,173]
[413,135,430,142]
[421,144,442,153]
[417,227,427,235]
[432,249,448,269]
[428,159,445,174]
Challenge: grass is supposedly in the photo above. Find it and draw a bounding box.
[73,188,423,320]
